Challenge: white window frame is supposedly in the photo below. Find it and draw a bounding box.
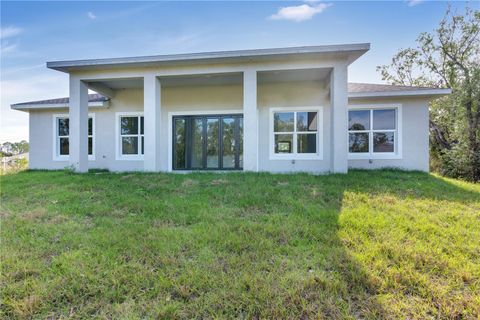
[269,106,324,160]
[115,112,145,161]
[348,104,403,160]
[52,113,95,161]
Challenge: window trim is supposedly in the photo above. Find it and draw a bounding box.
[115,112,145,161]
[52,113,95,161]
[348,104,403,160]
[269,106,324,161]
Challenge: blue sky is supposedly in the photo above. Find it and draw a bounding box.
[1,0,472,142]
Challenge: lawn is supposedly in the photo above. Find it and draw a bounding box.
[1,170,479,319]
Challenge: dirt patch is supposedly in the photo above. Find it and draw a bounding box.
[310,187,324,198]
[211,179,228,186]
[11,269,40,282]
[0,209,11,218]
[22,208,48,221]
[234,205,268,217]
[47,215,69,225]
[12,295,41,319]
[172,285,198,302]
[182,179,199,187]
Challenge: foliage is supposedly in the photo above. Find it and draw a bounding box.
[0,157,28,175]
[0,141,29,157]
[1,171,479,319]
[377,6,480,181]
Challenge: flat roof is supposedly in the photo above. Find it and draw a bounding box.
[47,43,371,73]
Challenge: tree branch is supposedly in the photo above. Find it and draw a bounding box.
[429,120,452,150]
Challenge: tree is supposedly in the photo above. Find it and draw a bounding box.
[1,141,29,156]
[14,140,29,154]
[377,6,480,182]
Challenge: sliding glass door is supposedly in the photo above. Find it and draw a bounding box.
[173,114,243,170]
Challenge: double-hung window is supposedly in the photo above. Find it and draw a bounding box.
[270,107,323,159]
[53,114,94,160]
[117,113,144,159]
[348,106,401,159]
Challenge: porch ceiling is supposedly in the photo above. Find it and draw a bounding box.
[96,78,143,89]
[88,68,330,93]
[257,68,330,83]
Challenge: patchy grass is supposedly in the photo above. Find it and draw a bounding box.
[1,170,479,319]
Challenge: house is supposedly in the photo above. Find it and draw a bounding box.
[11,44,451,173]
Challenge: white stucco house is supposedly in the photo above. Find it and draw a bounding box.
[11,43,451,173]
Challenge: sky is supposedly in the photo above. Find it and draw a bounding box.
[0,0,473,142]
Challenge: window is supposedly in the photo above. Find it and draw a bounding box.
[53,114,94,160]
[270,107,323,160]
[116,113,144,159]
[348,106,401,158]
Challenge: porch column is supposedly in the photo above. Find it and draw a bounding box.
[143,74,162,172]
[330,65,349,173]
[69,76,89,172]
[243,69,258,171]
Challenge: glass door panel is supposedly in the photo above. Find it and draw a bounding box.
[174,118,186,169]
[191,118,204,168]
[222,118,235,168]
[206,118,220,169]
[238,118,243,168]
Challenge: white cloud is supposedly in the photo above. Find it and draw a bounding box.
[0,42,18,54]
[269,2,332,22]
[0,26,22,40]
[87,11,97,20]
[2,64,44,77]
[406,0,424,7]
[1,26,23,55]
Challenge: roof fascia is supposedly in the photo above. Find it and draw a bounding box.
[348,88,452,99]
[11,101,108,111]
[47,44,370,73]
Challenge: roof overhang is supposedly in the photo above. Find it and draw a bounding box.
[348,88,452,99]
[11,100,109,112]
[47,43,370,73]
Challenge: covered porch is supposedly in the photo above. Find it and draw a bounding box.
[67,64,348,173]
[58,45,365,173]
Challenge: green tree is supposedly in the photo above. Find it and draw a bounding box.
[12,140,29,155]
[377,6,480,181]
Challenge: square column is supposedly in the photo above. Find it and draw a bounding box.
[243,69,258,171]
[143,74,162,172]
[330,65,349,173]
[69,77,89,172]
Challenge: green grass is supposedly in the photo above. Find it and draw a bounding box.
[1,170,479,319]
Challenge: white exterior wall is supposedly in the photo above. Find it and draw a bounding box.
[29,89,145,171]
[29,85,242,172]
[257,81,331,173]
[28,84,431,173]
[347,97,430,172]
